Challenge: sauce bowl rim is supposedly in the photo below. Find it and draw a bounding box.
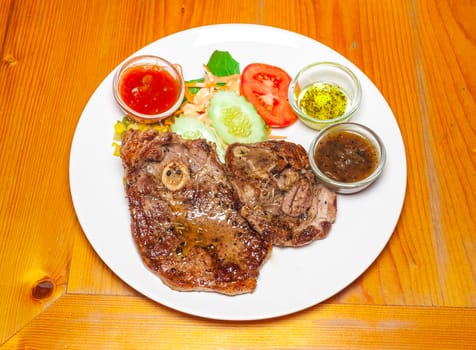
[112,54,185,123]
[308,122,386,194]
[288,61,362,130]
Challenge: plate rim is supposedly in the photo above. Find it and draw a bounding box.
[69,23,407,321]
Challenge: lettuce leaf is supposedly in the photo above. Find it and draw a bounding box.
[206,50,240,77]
[184,50,240,97]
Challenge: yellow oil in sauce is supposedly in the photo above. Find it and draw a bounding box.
[298,82,348,120]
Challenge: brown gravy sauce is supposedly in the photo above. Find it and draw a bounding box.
[314,130,378,182]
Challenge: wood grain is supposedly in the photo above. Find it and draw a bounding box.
[1,1,87,342]
[1,0,475,347]
[3,294,476,350]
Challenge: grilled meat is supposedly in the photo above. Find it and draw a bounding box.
[225,140,337,247]
[120,130,271,295]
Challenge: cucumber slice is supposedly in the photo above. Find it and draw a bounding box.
[208,90,267,144]
[171,115,226,162]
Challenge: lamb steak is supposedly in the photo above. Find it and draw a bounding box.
[120,129,271,295]
[225,140,337,247]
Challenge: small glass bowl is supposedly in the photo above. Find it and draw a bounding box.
[112,55,185,123]
[288,62,362,130]
[309,122,386,194]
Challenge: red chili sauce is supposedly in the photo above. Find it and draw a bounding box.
[314,130,378,183]
[119,65,180,115]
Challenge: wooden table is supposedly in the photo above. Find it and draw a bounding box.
[1,0,475,348]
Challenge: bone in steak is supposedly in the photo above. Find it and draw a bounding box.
[225,140,337,247]
[120,129,271,295]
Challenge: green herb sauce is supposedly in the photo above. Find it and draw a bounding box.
[298,82,348,120]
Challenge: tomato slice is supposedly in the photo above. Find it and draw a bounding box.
[240,63,297,127]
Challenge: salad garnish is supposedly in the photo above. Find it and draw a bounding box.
[112,50,292,158]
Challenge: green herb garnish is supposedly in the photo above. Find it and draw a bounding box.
[206,50,240,76]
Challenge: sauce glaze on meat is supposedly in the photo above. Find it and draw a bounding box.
[120,130,271,295]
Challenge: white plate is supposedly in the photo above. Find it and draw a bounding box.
[69,24,407,320]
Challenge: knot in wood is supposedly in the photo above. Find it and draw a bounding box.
[31,278,55,300]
